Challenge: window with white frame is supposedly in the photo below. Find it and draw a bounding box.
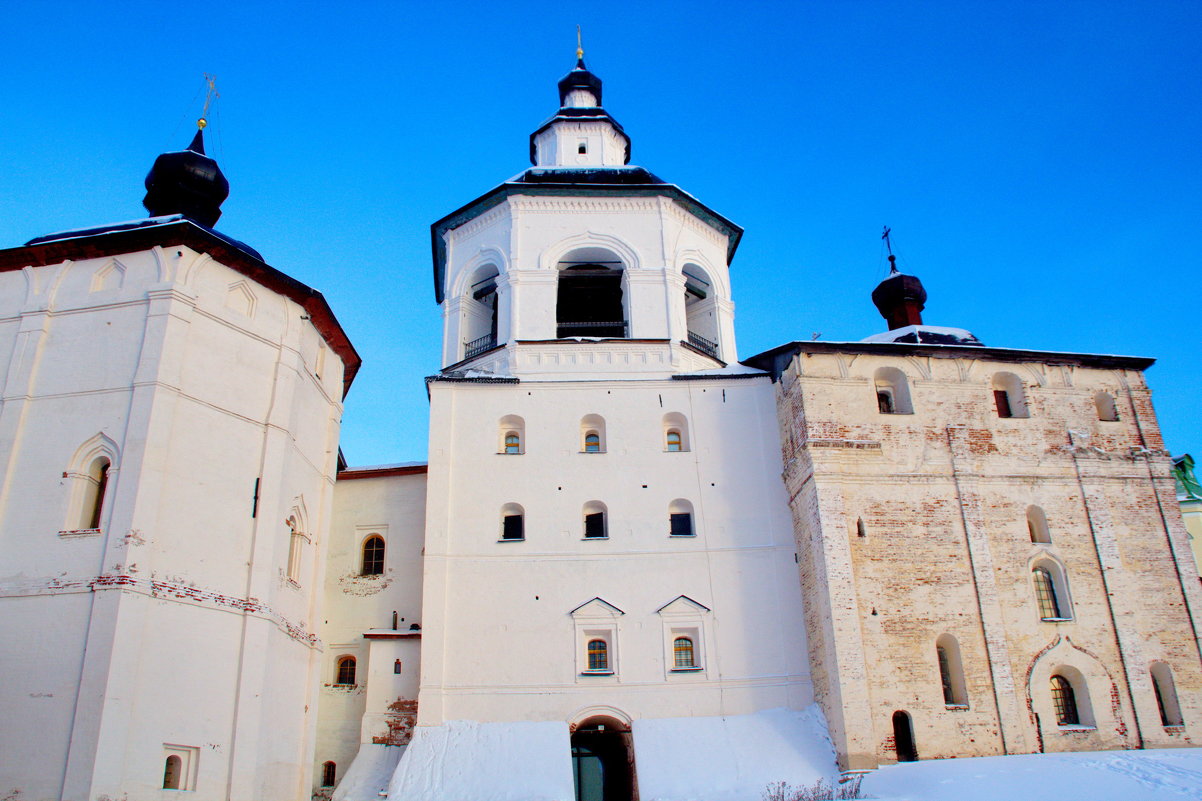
[657,595,710,675]
[570,597,623,678]
[162,744,199,791]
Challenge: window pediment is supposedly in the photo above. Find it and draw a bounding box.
[656,595,710,616]
[570,597,624,619]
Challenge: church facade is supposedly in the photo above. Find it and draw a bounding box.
[1,55,1199,801]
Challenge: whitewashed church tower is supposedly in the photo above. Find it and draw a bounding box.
[392,53,825,801]
[0,118,356,801]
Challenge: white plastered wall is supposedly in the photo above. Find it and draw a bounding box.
[0,244,345,801]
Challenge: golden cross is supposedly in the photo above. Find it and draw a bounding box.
[198,73,219,130]
[576,25,584,60]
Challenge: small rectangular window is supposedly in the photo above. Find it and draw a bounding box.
[584,512,606,539]
[502,514,524,540]
[670,513,693,537]
[578,141,588,154]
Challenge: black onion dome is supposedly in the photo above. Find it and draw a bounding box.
[871,260,928,330]
[557,58,603,107]
[142,129,230,228]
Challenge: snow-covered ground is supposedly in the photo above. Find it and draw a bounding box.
[862,748,1202,801]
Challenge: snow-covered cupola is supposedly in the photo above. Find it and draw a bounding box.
[529,50,631,168]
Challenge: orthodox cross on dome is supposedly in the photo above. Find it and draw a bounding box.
[881,225,899,273]
[577,25,584,60]
[198,73,219,131]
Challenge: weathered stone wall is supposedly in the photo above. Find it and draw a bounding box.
[776,347,1202,770]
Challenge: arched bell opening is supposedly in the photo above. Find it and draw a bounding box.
[570,714,637,801]
[556,248,627,339]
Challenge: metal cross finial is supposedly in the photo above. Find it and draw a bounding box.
[881,225,899,273]
[198,73,219,130]
[576,25,584,60]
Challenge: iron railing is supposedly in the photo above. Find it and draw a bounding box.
[687,330,719,358]
[464,333,497,359]
[556,320,628,338]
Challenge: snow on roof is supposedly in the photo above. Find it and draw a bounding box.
[25,214,186,245]
[861,324,983,345]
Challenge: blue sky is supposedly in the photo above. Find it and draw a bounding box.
[1,1,1198,464]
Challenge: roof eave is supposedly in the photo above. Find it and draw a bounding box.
[430,183,743,304]
[742,340,1156,382]
[0,220,362,397]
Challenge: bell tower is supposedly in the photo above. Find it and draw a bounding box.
[431,51,743,376]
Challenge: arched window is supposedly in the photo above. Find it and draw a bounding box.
[669,498,694,537]
[673,637,695,668]
[335,656,357,685]
[322,761,337,788]
[587,639,609,671]
[1033,564,1070,620]
[1095,391,1119,422]
[163,754,182,789]
[683,263,720,358]
[361,535,385,576]
[1050,674,1080,725]
[992,372,1029,418]
[662,412,690,452]
[581,414,606,453]
[499,415,525,454]
[1151,662,1184,726]
[556,251,626,338]
[501,503,525,541]
[79,456,111,530]
[874,367,913,415]
[463,265,500,359]
[936,634,968,706]
[583,501,608,539]
[1027,505,1051,543]
[286,516,303,581]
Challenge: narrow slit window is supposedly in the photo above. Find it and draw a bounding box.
[322,761,336,788]
[1033,567,1063,620]
[163,755,182,790]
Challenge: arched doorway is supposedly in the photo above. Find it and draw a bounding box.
[892,710,917,762]
[570,715,636,801]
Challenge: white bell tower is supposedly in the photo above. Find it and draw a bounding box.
[432,54,743,378]
[406,50,812,801]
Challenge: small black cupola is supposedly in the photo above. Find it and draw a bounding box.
[142,122,230,228]
[871,230,927,330]
[558,57,603,108]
